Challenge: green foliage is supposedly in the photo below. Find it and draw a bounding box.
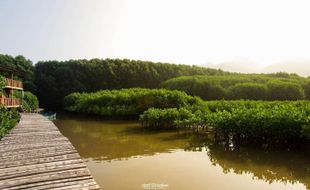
[140,108,181,128]
[31,55,310,109]
[63,88,203,117]
[64,87,310,145]
[140,107,207,129]
[140,100,310,146]
[204,101,310,145]
[162,76,226,100]
[35,59,225,110]
[227,83,268,100]
[0,54,35,92]
[267,81,305,100]
[22,91,39,112]
[0,75,5,94]
[302,80,310,99]
[0,106,19,139]
[162,74,308,100]
[1,53,309,109]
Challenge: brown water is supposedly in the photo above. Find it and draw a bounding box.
[54,114,310,190]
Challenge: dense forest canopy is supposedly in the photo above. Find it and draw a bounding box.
[35,59,226,109]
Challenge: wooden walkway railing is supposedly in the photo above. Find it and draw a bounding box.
[5,78,23,89]
[0,113,100,190]
[0,96,21,107]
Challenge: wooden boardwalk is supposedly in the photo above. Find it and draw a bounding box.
[0,113,100,190]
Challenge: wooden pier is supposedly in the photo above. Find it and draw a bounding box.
[0,113,100,190]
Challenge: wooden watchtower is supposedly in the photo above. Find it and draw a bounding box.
[0,64,23,108]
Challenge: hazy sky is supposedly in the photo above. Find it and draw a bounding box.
[1,0,310,73]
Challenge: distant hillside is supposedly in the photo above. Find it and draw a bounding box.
[206,60,310,77]
[262,60,310,77]
[206,60,262,74]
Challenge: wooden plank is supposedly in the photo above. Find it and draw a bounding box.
[0,142,73,153]
[0,168,92,189]
[0,145,75,157]
[0,113,100,190]
[0,159,84,175]
[0,154,81,169]
[0,163,87,180]
[2,176,96,190]
[0,149,77,163]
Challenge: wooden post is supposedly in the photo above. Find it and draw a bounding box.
[21,90,24,106]
[10,73,13,98]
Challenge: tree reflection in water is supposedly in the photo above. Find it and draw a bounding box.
[55,114,310,189]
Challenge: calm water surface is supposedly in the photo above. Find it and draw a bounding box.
[54,114,310,190]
